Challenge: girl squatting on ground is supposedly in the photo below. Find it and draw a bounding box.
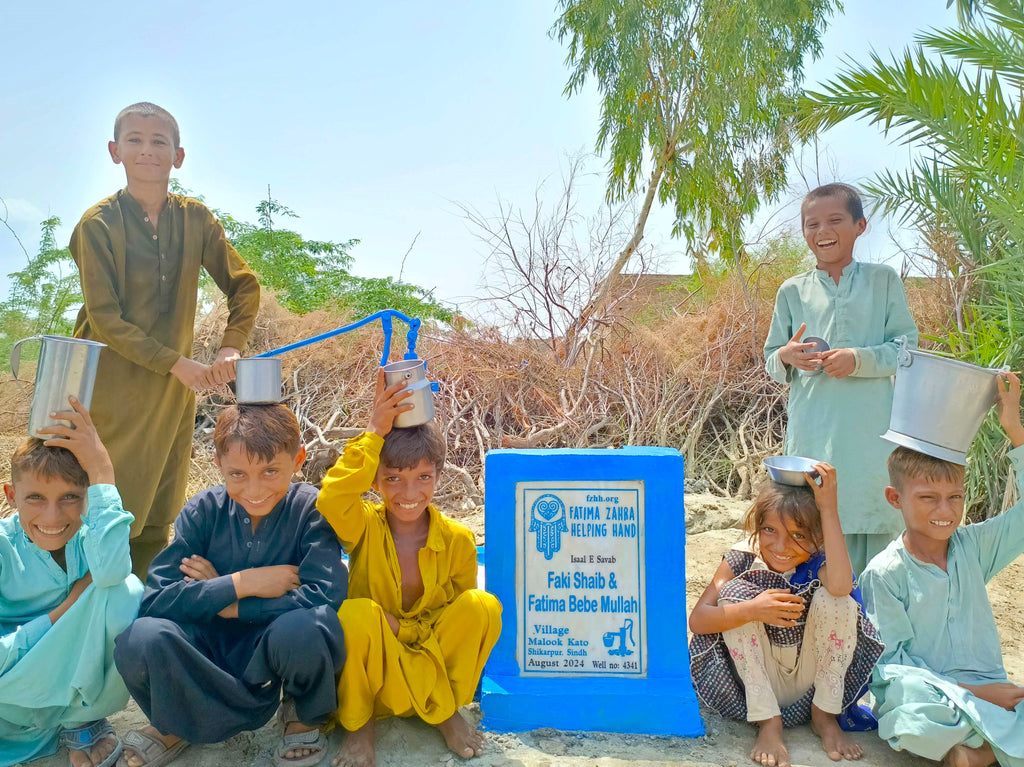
[689,465,883,767]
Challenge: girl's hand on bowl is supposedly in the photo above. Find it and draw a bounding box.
[807,462,838,515]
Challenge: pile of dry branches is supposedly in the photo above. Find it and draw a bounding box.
[189,272,798,518]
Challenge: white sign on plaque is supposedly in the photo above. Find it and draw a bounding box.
[515,480,646,677]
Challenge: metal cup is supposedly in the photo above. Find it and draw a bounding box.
[10,335,107,438]
[798,336,830,377]
[382,358,435,428]
[234,357,284,404]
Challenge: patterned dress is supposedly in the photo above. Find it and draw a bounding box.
[689,549,883,727]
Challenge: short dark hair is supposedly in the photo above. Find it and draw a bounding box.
[380,423,447,472]
[114,102,181,149]
[742,480,824,554]
[887,446,965,491]
[9,437,89,488]
[802,182,865,223]
[214,404,301,462]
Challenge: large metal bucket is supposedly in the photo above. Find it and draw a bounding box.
[234,357,283,404]
[882,348,1002,464]
[382,358,435,428]
[10,335,106,438]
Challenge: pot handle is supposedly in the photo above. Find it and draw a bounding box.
[895,335,913,367]
[9,336,42,380]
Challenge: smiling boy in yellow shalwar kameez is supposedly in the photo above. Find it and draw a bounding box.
[317,370,501,767]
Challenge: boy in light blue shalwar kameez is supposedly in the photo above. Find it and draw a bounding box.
[861,372,1024,767]
[0,398,143,767]
[765,183,918,574]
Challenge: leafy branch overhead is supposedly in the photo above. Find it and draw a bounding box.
[553,0,838,279]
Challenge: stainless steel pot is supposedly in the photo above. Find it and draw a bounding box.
[382,358,435,428]
[882,346,1002,465]
[10,335,106,438]
[234,357,283,404]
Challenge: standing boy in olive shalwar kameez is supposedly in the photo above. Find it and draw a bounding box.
[70,102,261,577]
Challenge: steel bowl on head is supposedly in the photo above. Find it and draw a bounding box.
[762,455,820,487]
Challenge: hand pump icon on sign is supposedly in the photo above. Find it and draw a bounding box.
[603,618,635,657]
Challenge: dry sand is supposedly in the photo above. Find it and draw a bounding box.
[29,493,1024,767]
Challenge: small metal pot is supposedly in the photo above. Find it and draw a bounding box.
[10,335,106,438]
[382,358,435,428]
[234,357,283,404]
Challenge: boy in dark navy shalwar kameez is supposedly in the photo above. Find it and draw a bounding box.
[114,404,347,767]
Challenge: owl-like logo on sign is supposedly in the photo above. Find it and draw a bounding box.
[529,493,567,560]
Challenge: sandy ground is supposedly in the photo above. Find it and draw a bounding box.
[29,493,1024,767]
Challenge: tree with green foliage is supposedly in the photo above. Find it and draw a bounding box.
[0,216,81,357]
[222,188,452,322]
[799,0,1024,518]
[552,0,839,345]
[223,189,360,315]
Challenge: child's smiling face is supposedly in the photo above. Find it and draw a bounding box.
[108,113,184,184]
[756,509,815,573]
[216,442,305,521]
[4,471,87,551]
[374,459,438,527]
[801,194,866,272]
[885,475,965,548]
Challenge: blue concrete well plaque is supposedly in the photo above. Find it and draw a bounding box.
[482,447,703,736]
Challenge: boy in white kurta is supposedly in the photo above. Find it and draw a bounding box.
[765,183,918,574]
[861,372,1024,767]
[0,398,142,767]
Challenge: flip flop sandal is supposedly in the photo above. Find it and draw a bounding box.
[60,719,123,767]
[274,728,327,767]
[275,697,328,767]
[118,729,190,767]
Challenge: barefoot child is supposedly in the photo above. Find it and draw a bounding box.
[860,372,1024,767]
[0,398,143,767]
[317,371,502,766]
[70,101,260,577]
[689,465,883,766]
[764,183,918,573]
[114,404,347,767]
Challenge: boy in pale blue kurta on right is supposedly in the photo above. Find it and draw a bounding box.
[764,183,918,574]
[0,398,143,767]
[861,372,1024,767]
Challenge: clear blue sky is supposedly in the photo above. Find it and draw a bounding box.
[0,0,956,313]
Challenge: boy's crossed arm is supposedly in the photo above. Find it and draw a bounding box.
[178,556,299,619]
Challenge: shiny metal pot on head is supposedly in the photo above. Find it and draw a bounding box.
[382,358,435,428]
[883,344,1002,465]
[10,335,107,438]
[234,357,283,404]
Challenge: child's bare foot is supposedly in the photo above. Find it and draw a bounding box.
[944,743,997,767]
[750,716,790,767]
[67,733,118,767]
[436,710,486,759]
[120,726,187,767]
[810,705,862,761]
[333,721,376,767]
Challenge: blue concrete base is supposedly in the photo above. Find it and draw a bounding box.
[482,675,703,735]
[481,447,704,737]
